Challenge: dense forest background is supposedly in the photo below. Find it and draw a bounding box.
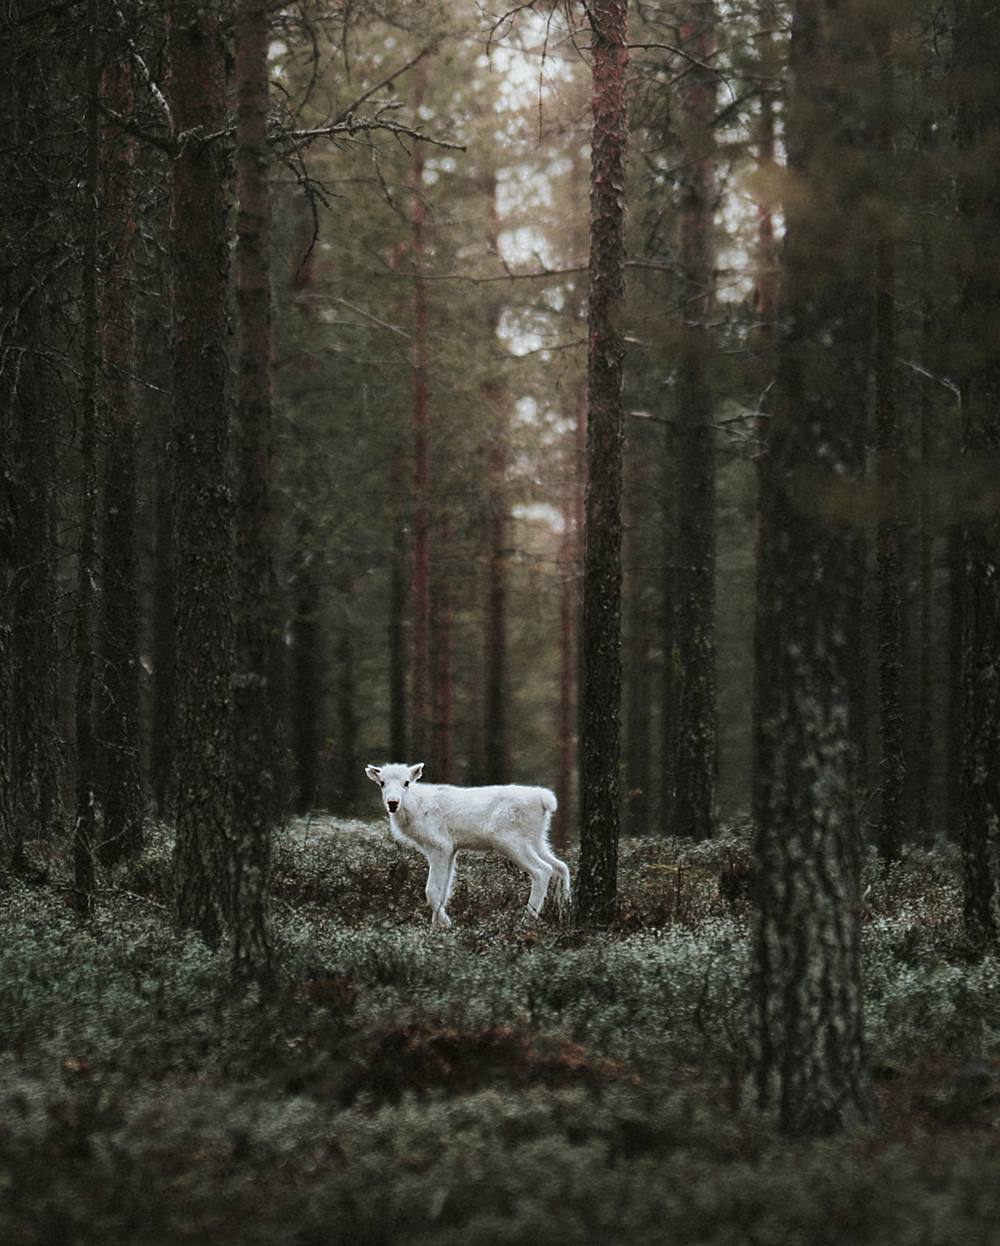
[4,0,1000,1237]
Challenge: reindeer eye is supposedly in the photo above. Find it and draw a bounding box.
[404,781,409,788]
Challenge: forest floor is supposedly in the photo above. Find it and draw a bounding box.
[2,815,999,1245]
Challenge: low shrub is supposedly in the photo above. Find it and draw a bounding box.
[2,817,999,1244]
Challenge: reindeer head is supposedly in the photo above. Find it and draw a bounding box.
[365,762,424,815]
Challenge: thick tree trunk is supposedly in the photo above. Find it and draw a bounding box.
[672,0,718,842]
[0,4,62,868]
[576,0,628,926]
[169,0,234,942]
[751,0,876,1135]
[0,12,14,867]
[0,406,11,867]
[98,57,143,866]
[232,0,274,983]
[956,0,1000,948]
[74,0,100,916]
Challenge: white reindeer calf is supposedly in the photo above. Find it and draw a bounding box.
[365,762,570,928]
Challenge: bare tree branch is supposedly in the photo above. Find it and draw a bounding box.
[276,114,467,155]
[333,45,437,124]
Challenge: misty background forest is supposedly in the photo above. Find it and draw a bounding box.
[3,0,1000,1241]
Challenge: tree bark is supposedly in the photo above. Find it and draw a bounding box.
[98,55,143,866]
[388,237,410,765]
[169,0,234,942]
[74,0,101,916]
[389,442,409,763]
[483,424,509,783]
[410,67,432,766]
[482,172,509,785]
[659,420,677,833]
[672,0,718,842]
[151,401,177,817]
[576,0,628,926]
[955,0,1000,948]
[624,450,653,836]
[871,19,905,866]
[431,516,454,783]
[751,0,876,1135]
[6,47,64,852]
[913,241,935,835]
[291,515,321,814]
[1,5,65,867]
[555,381,586,849]
[232,0,275,983]
[874,231,905,866]
[335,580,359,809]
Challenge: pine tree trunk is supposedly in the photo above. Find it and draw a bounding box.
[410,67,432,766]
[748,12,778,852]
[169,0,234,942]
[956,0,1000,948]
[483,174,509,785]
[335,584,359,809]
[624,453,653,836]
[0,7,28,867]
[431,516,454,783]
[556,344,587,848]
[875,229,905,866]
[556,526,577,851]
[291,515,321,814]
[386,239,409,764]
[389,442,409,763]
[672,0,718,842]
[576,0,628,926]
[751,0,876,1136]
[913,242,935,835]
[660,419,677,831]
[98,56,143,866]
[232,0,275,983]
[947,527,964,846]
[11,315,64,848]
[151,405,177,817]
[484,431,509,784]
[74,0,100,916]
[0,426,11,866]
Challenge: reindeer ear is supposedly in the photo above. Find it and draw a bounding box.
[365,764,382,783]
[409,763,424,783]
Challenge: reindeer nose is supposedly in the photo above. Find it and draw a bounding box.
[387,799,399,812]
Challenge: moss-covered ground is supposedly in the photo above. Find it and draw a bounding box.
[2,818,998,1244]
